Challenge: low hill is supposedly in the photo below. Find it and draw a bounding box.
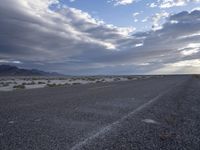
[0,65,63,76]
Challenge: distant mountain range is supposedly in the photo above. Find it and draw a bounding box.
[0,65,63,76]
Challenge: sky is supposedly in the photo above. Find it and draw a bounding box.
[0,0,200,75]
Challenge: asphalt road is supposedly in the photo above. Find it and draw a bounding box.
[0,75,200,150]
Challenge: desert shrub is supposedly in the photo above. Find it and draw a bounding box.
[101,79,105,82]
[193,75,200,79]
[13,84,25,89]
[114,78,120,81]
[72,83,81,85]
[159,131,176,141]
[22,82,35,85]
[87,77,95,81]
[22,82,26,85]
[38,81,46,84]
[1,82,10,87]
[165,114,177,125]
[30,81,36,85]
[127,76,134,80]
[46,83,57,87]
[95,80,102,83]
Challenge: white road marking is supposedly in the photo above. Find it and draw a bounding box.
[70,86,176,150]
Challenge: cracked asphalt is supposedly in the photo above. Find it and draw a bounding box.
[1,75,199,150]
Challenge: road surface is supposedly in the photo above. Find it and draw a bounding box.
[0,75,200,150]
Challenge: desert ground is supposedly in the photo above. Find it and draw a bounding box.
[0,76,153,91]
[0,75,200,149]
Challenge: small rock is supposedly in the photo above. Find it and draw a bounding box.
[35,119,41,122]
[159,132,176,141]
[142,119,159,124]
[8,121,15,124]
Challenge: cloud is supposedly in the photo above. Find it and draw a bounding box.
[132,12,142,23]
[0,0,136,73]
[142,17,149,23]
[0,59,22,64]
[192,7,200,11]
[140,10,200,74]
[1,0,200,74]
[160,0,187,8]
[159,0,200,8]
[0,0,134,55]
[151,12,169,30]
[149,3,157,8]
[108,0,135,6]
[178,43,200,56]
[150,59,200,74]
[148,0,200,9]
[132,12,140,17]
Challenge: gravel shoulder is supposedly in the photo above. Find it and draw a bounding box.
[77,76,200,150]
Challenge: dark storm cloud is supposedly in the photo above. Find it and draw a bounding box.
[0,0,200,74]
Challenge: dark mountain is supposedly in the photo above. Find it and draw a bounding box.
[0,65,63,76]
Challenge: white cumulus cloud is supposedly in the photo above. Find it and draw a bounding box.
[109,0,135,6]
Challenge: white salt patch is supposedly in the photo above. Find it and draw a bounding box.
[0,85,14,91]
[25,84,46,89]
